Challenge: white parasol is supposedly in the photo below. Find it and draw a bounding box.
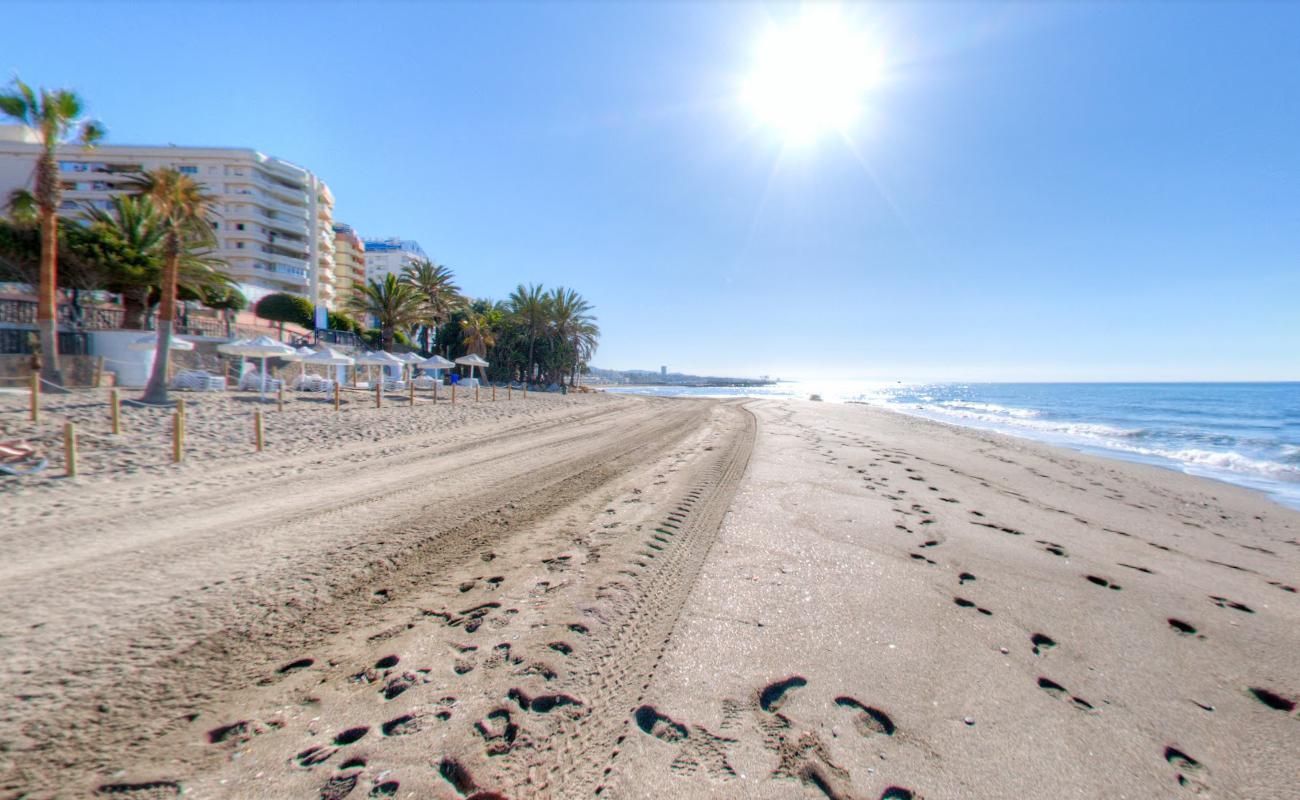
[217,335,295,397]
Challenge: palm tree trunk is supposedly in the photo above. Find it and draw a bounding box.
[526,334,536,386]
[36,205,64,389]
[141,237,180,404]
[122,286,148,329]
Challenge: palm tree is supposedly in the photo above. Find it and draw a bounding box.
[347,273,424,350]
[0,78,104,388]
[81,195,232,329]
[459,302,503,383]
[547,287,598,386]
[400,258,462,354]
[129,168,219,405]
[508,282,549,385]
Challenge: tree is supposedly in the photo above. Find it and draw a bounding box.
[199,285,246,337]
[547,287,598,385]
[129,168,218,405]
[0,77,105,387]
[326,310,360,333]
[254,292,314,337]
[459,302,504,382]
[346,274,424,351]
[508,282,549,385]
[400,258,462,354]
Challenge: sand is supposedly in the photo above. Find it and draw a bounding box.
[0,395,1296,799]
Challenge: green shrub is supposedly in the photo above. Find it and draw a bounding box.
[326,310,360,333]
[255,293,313,328]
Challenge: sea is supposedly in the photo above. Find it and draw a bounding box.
[606,381,1300,510]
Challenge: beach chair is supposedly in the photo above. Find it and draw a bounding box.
[238,371,283,392]
[172,369,227,392]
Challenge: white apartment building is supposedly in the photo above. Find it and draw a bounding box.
[362,237,426,282]
[0,125,338,310]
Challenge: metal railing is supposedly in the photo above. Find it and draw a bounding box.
[0,298,124,330]
[312,328,364,349]
[0,328,89,355]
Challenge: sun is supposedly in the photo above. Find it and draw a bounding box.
[742,8,883,144]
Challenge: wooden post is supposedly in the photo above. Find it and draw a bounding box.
[333,382,340,412]
[94,355,105,388]
[451,383,457,405]
[176,396,186,422]
[375,383,382,409]
[63,422,76,478]
[492,385,497,402]
[523,383,528,399]
[277,384,284,412]
[475,384,480,402]
[254,410,264,452]
[172,411,184,463]
[433,380,438,404]
[409,381,415,408]
[508,385,513,401]
[30,372,39,423]
[110,389,121,435]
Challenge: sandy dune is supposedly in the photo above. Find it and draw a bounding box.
[1,396,1297,799]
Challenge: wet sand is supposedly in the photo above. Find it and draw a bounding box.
[0,395,1296,798]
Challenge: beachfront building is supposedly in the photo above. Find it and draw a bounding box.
[362,237,426,282]
[332,223,367,307]
[0,126,338,309]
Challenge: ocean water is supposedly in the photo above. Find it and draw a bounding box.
[606,381,1300,509]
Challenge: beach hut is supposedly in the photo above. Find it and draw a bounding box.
[217,335,295,397]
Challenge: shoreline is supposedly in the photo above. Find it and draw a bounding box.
[606,384,1300,512]
[1,395,1296,797]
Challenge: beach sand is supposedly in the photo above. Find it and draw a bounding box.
[0,395,1296,798]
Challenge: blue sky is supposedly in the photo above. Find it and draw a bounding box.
[6,1,1298,380]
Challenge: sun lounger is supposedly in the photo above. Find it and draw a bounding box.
[238,371,283,392]
[172,370,227,391]
[293,375,335,392]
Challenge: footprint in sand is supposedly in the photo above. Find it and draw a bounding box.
[1247,687,1295,713]
[1085,575,1122,591]
[1037,677,1095,712]
[833,696,895,737]
[633,704,738,780]
[1208,595,1253,613]
[93,782,181,799]
[1164,746,1210,793]
[954,597,994,616]
[1031,633,1056,655]
[756,685,851,797]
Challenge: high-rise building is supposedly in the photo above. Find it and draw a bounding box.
[0,126,338,309]
[332,223,366,308]
[362,237,426,282]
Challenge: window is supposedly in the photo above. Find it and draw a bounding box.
[178,166,198,175]
[235,242,245,249]
[235,223,245,231]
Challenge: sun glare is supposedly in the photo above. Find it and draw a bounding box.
[742,8,883,144]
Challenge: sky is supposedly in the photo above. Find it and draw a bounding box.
[5,1,1299,381]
